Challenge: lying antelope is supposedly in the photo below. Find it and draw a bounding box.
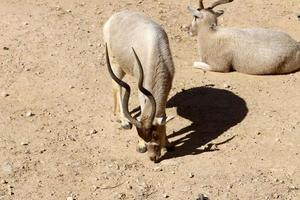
[188,0,300,75]
[103,11,175,162]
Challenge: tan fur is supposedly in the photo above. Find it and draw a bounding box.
[103,11,175,162]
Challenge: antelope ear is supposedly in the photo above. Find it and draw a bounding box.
[187,6,203,19]
[153,116,175,126]
[215,10,224,17]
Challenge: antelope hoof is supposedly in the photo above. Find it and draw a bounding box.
[121,121,132,130]
[136,142,147,153]
[193,61,211,71]
[161,147,168,155]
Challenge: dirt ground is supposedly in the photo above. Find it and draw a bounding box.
[0,0,300,199]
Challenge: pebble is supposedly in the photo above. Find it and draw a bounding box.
[0,91,9,97]
[3,47,9,50]
[2,162,13,174]
[89,129,97,135]
[113,192,126,199]
[67,193,76,200]
[8,185,14,195]
[21,141,29,146]
[223,83,230,88]
[92,185,100,191]
[275,138,281,143]
[1,179,8,184]
[23,22,29,25]
[25,111,34,117]
[188,173,194,178]
[154,167,163,172]
[163,194,169,198]
[40,149,47,154]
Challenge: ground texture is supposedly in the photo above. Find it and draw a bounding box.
[0,0,300,199]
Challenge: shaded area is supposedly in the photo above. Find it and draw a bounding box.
[161,87,248,160]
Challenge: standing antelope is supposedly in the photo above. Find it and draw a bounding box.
[188,0,300,75]
[103,11,175,162]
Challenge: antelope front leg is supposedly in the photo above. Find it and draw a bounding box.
[160,126,174,153]
[118,84,132,129]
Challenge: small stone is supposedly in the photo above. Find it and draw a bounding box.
[223,83,230,88]
[289,185,298,190]
[181,25,190,31]
[188,173,194,178]
[1,179,8,184]
[40,149,47,154]
[89,129,97,135]
[69,85,75,89]
[21,141,29,146]
[2,162,13,174]
[23,22,29,25]
[3,47,9,50]
[25,111,34,117]
[66,9,72,13]
[154,167,163,172]
[163,194,169,198]
[114,192,126,199]
[92,185,100,191]
[8,185,14,195]
[66,193,76,200]
[0,91,9,97]
[275,138,281,143]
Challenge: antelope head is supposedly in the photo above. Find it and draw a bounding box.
[106,44,172,162]
[187,0,233,36]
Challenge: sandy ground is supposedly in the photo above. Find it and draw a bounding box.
[0,0,300,199]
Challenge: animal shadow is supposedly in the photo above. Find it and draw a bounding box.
[161,86,248,160]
